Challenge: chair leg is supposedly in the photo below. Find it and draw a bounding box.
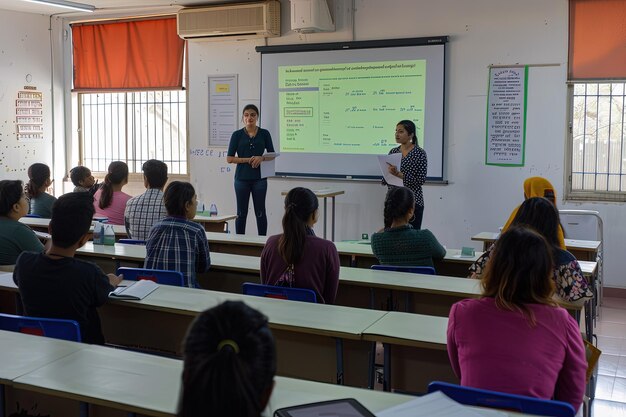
[335,338,344,385]
[1,384,6,417]
[383,343,391,392]
[79,401,89,417]
[367,341,376,389]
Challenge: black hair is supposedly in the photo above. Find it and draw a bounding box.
[26,163,51,199]
[242,104,259,117]
[98,161,128,209]
[142,159,168,189]
[511,197,561,248]
[179,301,276,417]
[383,186,415,228]
[164,181,195,217]
[279,187,319,266]
[0,180,24,216]
[69,166,91,187]
[397,120,417,145]
[49,192,95,248]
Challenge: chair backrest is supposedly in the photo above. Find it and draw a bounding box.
[24,214,42,218]
[118,239,147,245]
[559,210,603,242]
[0,313,81,342]
[428,381,575,417]
[117,267,184,287]
[371,265,436,275]
[242,282,317,303]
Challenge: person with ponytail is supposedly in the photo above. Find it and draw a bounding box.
[178,300,276,417]
[260,187,339,304]
[26,163,56,218]
[93,161,131,225]
[383,120,427,229]
[371,186,445,268]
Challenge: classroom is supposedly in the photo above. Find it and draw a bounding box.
[0,0,622,416]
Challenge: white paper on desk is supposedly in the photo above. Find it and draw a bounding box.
[376,391,506,417]
[378,153,403,187]
[261,152,279,178]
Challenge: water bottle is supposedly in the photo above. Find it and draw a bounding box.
[93,222,104,245]
[104,225,116,246]
[209,203,218,217]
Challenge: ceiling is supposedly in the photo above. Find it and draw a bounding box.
[0,0,245,17]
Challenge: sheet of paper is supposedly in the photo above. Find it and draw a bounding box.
[376,391,506,417]
[378,153,403,187]
[260,158,276,178]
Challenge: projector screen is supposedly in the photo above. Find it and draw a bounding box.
[257,37,447,180]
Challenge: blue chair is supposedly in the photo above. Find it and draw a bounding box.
[0,313,81,342]
[371,265,436,275]
[428,381,575,417]
[242,282,317,303]
[24,214,42,218]
[117,267,184,287]
[118,239,147,245]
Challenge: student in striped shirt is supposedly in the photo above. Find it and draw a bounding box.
[144,181,210,288]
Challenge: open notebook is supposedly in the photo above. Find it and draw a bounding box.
[109,280,159,300]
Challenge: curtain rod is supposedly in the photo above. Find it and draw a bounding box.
[70,12,176,25]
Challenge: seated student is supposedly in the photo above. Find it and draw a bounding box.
[448,226,587,412]
[144,181,210,288]
[70,165,98,194]
[371,186,446,268]
[178,300,276,417]
[502,176,566,248]
[0,180,44,265]
[260,187,339,304]
[124,159,168,240]
[13,192,123,344]
[26,163,56,218]
[469,197,593,304]
[93,161,132,225]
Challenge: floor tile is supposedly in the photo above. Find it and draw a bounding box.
[597,336,623,355]
[599,354,620,377]
[592,399,626,417]
[595,375,615,401]
[614,377,626,402]
[602,297,626,310]
[596,322,626,338]
[599,307,626,324]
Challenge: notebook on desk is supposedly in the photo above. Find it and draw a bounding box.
[109,279,158,300]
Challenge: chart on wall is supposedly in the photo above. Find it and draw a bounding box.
[208,74,238,147]
[15,86,43,141]
[258,37,447,180]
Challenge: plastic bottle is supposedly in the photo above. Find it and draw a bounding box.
[104,225,116,246]
[209,203,218,217]
[93,222,104,245]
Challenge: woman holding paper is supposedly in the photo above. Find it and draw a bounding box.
[227,104,275,235]
[385,120,427,229]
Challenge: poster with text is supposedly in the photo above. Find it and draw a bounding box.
[486,66,528,166]
[208,74,238,146]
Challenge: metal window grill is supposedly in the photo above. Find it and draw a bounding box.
[79,90,188,175]
[571,82,626,193]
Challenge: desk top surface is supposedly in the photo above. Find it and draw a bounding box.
[193,213,237,223]
[122,284,387,339]
[20,217,128,235]
[281,189,345,198]
[472,232,601,252]
[362,311,449,349]
[0,329,86,383]
[13,344,180,417]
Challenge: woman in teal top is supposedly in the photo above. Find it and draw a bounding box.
[371,186,446,268]
[227,104,275,235]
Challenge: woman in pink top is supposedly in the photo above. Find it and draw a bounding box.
[447,226,586,412]
[93,161,131,225]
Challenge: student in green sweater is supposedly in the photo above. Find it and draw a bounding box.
[371,186,446,268]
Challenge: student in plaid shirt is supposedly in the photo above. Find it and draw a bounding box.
[124,160,168,240]
[144,181,210,288]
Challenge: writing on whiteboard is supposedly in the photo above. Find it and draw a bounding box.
[189,149,229,158]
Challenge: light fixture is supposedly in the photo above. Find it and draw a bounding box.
[20,0,96,13]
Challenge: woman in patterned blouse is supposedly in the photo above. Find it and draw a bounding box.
[385,120,427,229]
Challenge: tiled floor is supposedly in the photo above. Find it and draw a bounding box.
[593,297,626,416]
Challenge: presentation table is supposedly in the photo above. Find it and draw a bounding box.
[471,231,601,262]
[281,189,344,241]
[192,213,237,233]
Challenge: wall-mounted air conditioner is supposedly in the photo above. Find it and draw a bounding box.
[177,1,280,40]
[290,0,334,33]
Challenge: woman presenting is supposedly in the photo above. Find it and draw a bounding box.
[227,104,275,235]
[385,120,427,229]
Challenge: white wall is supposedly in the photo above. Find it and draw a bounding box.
[0,10,55,188]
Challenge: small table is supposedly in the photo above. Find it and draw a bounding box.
[192,214,237,233]
[281,189,344,241]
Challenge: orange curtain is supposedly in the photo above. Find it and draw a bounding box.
[72,17,184,91]
[569,0,626,80]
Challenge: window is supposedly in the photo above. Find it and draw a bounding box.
[78,90,187,175]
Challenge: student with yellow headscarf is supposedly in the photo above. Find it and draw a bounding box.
[502,177,566,249]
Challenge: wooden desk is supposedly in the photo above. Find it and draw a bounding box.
[471,232,601,262]
[20,217,128,237]
[362,311,456,394]
[193,214,237,233]
[282,189,344,241]
[99,285,384,387]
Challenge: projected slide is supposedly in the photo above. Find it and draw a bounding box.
[278,60,426,154]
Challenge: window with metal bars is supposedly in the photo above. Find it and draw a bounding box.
[78,90,187,175]
[567,82,626,201]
